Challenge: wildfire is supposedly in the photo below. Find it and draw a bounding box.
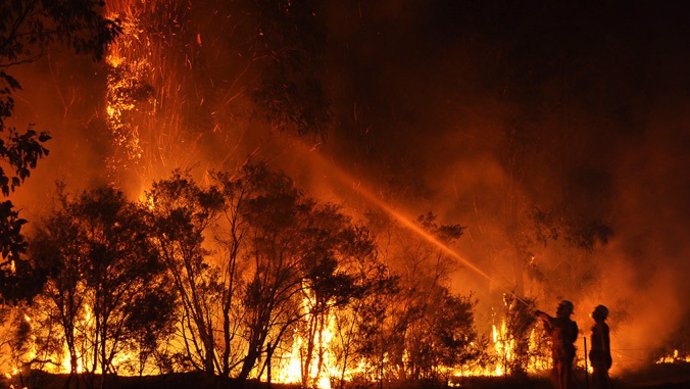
[0,2,649,386]
[272,292,339,389]
[100,0,214,191]
[105,37,145,167]
[273,297,555,387]
[656,349,690,364]
[491,320,512,376]
[0,294,557,384]
[452,306,551,378]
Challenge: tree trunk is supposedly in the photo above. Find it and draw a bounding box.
[204,336,215,375]
[302,313,317,386]
[237,348,259,382]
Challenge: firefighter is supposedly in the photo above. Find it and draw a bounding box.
[535,300,579,389]
[589,305,612,389]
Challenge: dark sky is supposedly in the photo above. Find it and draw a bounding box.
[325,1,690,185]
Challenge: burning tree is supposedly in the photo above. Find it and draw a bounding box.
[331,267,399,387]
[500,294,540,376]
[143,163,383,386]
[329,257,398,388]
[30,186,176,387]
[291,206,375,387]
[222,163,373,385]
[0,163,501,387]
[146,172,225,375]
[351,211,481,384]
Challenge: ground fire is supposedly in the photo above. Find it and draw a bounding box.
[2,1,690,389]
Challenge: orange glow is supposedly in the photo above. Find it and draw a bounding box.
[271,291,339,388]
[656,349,690,364]
[452,315,549,378]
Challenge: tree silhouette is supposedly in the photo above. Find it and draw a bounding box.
[214,164,371,384]
[0,0,120,302]
[146,172,225,375]
[31,186,172,388]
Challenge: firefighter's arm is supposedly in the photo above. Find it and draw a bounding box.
[534,310,553,330]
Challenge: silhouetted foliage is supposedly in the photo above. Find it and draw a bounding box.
[389,283,478,381]
[352,210,478,383]
[331,258,398,388]
[502,294,542,376]
[0,0,120,302]
[147,172,225,375]
[124,283,178,376]
[223,163,373,383]
[7,164,484,384]
[30,186,173,386]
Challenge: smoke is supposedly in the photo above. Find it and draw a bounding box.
[8,52,110,217]
[312,1,690,372]
[6,0,690,374]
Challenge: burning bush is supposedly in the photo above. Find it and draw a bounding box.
[0,162,496,389]
[29,186,176,385]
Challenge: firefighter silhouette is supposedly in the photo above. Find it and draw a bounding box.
[536,300,579,389]
[589,305,612,389]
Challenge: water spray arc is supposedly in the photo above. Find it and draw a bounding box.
[291,142,528,304]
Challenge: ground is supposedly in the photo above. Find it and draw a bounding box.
[3,364,690,389]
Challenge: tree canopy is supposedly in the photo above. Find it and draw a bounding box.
[0,0,120,301]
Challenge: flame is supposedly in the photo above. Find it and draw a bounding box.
[656,349,690,364]
[274,331,302,385]
[272,292,339,389]
[452,310,551,378]
[103,3,149,174]
[44,303,138,375]
[59,345,84,374]
[138,191,154,210]
[269,298,554,385]
[100,0,214,191]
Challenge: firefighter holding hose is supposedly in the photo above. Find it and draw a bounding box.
[536,300,579,389]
